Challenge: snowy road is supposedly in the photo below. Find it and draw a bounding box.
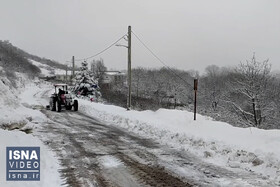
[24,85,276,187]
[37,110,192,186]
[31,109,272,187]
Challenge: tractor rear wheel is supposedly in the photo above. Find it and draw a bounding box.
[50,98,56,111]
[73,100,78,111]
[56,100,62,112]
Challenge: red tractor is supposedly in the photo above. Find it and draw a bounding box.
[49,84,78,112]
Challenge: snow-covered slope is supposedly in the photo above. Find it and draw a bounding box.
[79,100,280,184]
[0,74,46,126]
[29,59,65,77]
[0,75,63,187]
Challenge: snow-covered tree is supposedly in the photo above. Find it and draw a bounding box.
[73,61,101,100]
[226,54,271,127]
[90,58,107,81]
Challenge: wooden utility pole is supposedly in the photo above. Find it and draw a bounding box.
[194,79,198,120]
[72,56,75,77]
[65,66,68,83]
[71,56,75,85]
[127,26,132,110]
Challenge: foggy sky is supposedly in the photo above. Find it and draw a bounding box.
[0,0,279,73]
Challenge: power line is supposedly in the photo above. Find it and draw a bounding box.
[131,30,194,89]
[67,34,127,62]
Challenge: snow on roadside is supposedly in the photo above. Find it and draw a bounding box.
[0,129,63,187]
[0,75,63,186]
[79,99,280,183]
[0,74,50,128]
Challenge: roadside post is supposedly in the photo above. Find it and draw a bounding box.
[194,79,198,120]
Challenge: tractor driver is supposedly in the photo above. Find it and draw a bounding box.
[58,88,65,95]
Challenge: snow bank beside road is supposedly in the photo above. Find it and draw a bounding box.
[0,75,50,128]
[0,129,62,187]
[79,100,280,183]
[0,76,25,126]
[0,76,63,186]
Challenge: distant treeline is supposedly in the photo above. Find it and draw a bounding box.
[102,54,280,130]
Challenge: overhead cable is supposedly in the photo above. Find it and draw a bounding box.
[67,34,127,62]
[131,30,193,89]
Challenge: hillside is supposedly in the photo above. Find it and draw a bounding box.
[0,40,66,78]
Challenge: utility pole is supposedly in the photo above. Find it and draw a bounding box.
[65,65,68,83]
[127,25,132,110]
[72,56,75,77]
[72,56,75,85]
[194,79,198,120]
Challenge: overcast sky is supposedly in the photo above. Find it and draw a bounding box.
[0,0,279,73]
